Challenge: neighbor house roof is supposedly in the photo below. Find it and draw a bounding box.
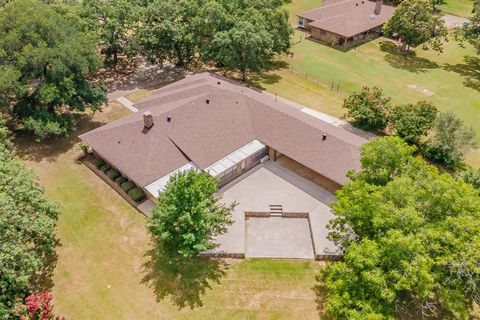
[297,0,395,38]
[80,72,366,189]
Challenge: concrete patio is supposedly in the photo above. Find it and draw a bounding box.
[211,161,340,259]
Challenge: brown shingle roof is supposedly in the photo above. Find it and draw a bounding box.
[80,73,366,187]
[297,0,395,38]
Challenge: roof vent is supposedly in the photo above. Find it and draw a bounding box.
[167,116,172,123]
[206,98,210,104]
[143,111,154,129]
[322,134,327,141]
[217,81,221,85]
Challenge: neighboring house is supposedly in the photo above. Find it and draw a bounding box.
[297,0,395,48]
[80,72,366,201]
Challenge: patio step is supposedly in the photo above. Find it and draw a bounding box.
[270,204,283,215]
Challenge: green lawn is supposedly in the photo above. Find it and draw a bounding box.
[16,103,323,320]
[440,0,475,17]
[252,0,480,167]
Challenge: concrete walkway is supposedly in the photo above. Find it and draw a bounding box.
[115,96,138,113]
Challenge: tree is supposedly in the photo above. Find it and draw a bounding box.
[460,166,480,190]
[137,0,292,80]
[383,0,448,52]
[0,0,107,140]
[0,119,59,317]
[389,101,438,144]
[136,0,199,67]
[342,86,391,131]
[355,136,417,185]
[424,112,477,169]
[208,19,274,81]
[148,170,234,258]
[320,137,480,319]
[79,0,141,66]
[456,0,480,53]
[205,0,292,80]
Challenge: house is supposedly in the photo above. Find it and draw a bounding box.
[80,72,368,259]
[80,72,365,201]
[297,0,395,47]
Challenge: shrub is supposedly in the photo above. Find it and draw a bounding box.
[343,86,391,132]
[106,169,120,180]
[100,164,111,172]
[121,181,135,192]
[389,101,437,144]
[128,187,146,203]
[115,176,127,185]
[424,112,476,169]
[93,157,105,168]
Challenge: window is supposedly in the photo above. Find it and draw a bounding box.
[298,17,305,28]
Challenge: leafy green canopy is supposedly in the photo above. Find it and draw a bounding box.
[321,137,480,319]
[460,166,480,190]
[389,101,437,144]
[137,0,292,80]
[78,0,142,66]
[383,0,448,52]
[458,0,480,53]
[342,86,391,131]
[0,0,106,140]
[425,112,477,169]
[148,170,234,258]
[0,119,59,317]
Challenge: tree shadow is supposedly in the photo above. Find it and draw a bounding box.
[141,247,228,309]
[313,271,328,319]
[379,41,440,73]
[248,60,289,90]
[29,239,61,293]
[91,56,186,95]
[443,56,480,92]
[12,113,107,163]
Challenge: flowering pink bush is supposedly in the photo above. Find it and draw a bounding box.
[19,292,64,320]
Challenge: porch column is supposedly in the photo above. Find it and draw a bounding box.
[268,147,277,161]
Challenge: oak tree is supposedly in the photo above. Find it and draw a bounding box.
[383,0,448,52]
[0,0,107,140]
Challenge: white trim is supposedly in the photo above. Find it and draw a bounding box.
[145,162,199,198]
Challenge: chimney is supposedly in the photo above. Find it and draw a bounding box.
[143,111,154,129]
[322,134,327,141]
[374,0,383,15]
[206,98,210,104]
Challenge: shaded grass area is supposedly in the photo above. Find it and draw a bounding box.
[14,103,323,319]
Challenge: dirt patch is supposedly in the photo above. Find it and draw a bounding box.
[407,84,434,96]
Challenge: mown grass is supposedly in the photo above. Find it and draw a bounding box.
[440,0,475,17]
[15,103,323,320]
